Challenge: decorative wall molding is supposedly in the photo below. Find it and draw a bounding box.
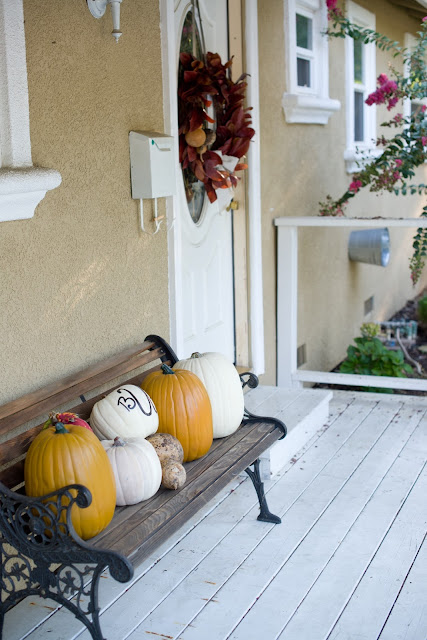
[282,93,340,124]
[0,0,61,222]
[0,168,62,222]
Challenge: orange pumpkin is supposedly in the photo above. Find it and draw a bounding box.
[141,364,213,462]
[185,127,206,148]
[24,422,116,540]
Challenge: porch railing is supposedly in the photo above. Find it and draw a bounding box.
[275,216,427,391]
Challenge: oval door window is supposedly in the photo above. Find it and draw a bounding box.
[178,9,205,224]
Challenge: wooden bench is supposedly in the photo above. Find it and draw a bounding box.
[0,335,286,640]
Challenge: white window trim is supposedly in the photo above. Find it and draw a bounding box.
[0,0,61,223]
[282,0,340,125]
[344,1,378,174]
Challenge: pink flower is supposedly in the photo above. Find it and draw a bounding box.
[326,0,342,19]
[349,179,362,193]
[395,159,402,167]
[422,136,427,147]
[393,171,401,181]
[423,16,427,22]
[422,105,427,113]
[366,74,401,110]
[393,113,403,124]
[377,73,389,84]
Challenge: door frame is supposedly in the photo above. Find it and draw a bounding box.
[159,0,265,374]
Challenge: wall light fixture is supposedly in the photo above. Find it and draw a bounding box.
[87,0,123,43]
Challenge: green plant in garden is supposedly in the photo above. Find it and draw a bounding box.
[321,1,427,285]
[360,322,380,338]
[417,294,427,329]
[339,331,413,393]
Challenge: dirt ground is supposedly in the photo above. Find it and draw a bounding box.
[315,289,427,395]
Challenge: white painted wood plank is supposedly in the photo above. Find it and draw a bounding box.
[177,403,423,640]
[265,390,332,476]
[272,389,332,428]
[295,370,427,392]
[379,536,427,640]
[84,397,380,640]
[129,399,402,638]
[327,464,427,640]
[274,217,427,228]
[276,224,300,388]
[243,386,303,416]
[275,417,427,640]
[325,392,357,423]
[332,389,427,405]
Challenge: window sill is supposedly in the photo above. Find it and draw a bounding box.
[282,93,341,125]
[0,167,62,222]
[344,147,382,174]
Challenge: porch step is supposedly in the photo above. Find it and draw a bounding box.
[244,386,333,477]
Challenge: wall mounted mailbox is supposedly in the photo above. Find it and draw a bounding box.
[129,131,176,200]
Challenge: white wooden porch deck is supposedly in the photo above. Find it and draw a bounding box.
[6,389,427,640]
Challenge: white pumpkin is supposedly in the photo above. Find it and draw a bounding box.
[102,436,162,506]
[173,352,244,439]
[90,384,158,440]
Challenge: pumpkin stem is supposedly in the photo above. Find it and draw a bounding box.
[54,422,69,434]
[161,364,175,375]
[113,436,126,447]
[191,352,203,359]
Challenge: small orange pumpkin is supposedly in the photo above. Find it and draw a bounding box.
[25,422,116,540]
[141,364,213,462]
[185,127,206,148]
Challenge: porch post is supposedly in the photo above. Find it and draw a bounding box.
[245,0,265,376]
[276,224,301,387]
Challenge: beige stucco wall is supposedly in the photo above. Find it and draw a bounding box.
[0,0,169,405]
[258,0,427,384]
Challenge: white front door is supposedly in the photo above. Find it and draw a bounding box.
[173,0,235,361]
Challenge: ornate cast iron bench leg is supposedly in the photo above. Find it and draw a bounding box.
[0,482,133,640]
[245,459,281,524]
[239,372,287,525]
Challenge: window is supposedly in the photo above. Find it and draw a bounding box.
[344,2,379,173]
[0,0,61,222]
[403,32,427,121]
[283,0,340,125]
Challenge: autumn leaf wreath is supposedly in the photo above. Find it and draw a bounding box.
[178,51,255,204]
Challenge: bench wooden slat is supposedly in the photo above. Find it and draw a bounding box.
[0,340,158,434]
[91,420,266,544]
[0,351,169,489]
[129,431,279,567]
[91,424,277,554]
[93,422,277,560]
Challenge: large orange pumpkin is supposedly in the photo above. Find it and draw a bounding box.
[141,364,213,462]
[24,422,116,540]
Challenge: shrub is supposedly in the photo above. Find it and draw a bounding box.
[339,336,413,393]
[417,295,427,330]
